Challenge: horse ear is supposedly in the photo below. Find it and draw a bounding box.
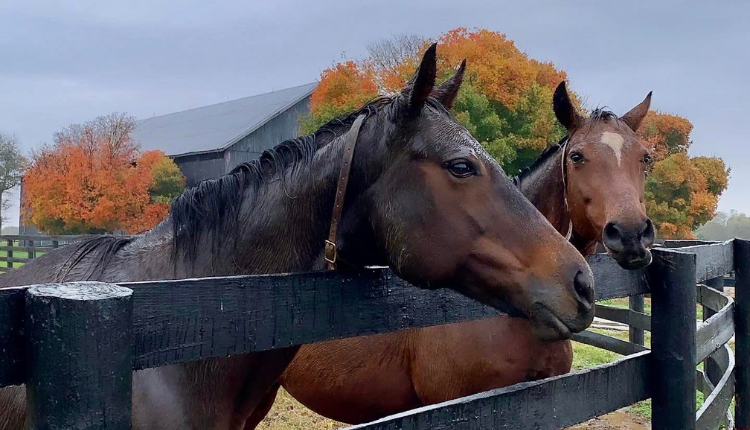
[432,59,466,110]
[553,81,583,132]
[621,92,652,131]
[402,43,437,114]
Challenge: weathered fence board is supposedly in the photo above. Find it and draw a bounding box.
[649,248,697,430]
[587,254,650,300]
[595,304,651,332]
[696,345,735,430]
[0,239,743,430]
[696,286,734,363]
[672,241,734,282]
[0,255,647,385]
[0,287,25,386]
[571,330,648,355]
[25,283,133,429]
[734,239,750,427]
[344,352,651,430]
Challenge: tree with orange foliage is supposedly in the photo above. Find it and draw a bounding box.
[305,29,729,239]
[302,29,569,173]
[641,111,729,239]
[23,113,185,234]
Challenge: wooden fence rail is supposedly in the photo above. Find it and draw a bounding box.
[0,239,744,430]
[0,234,130,273]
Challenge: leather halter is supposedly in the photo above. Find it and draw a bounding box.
[325,114,366,270]
[559,136,574,241]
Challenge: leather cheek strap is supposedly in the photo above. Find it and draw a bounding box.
[325,114,367,270]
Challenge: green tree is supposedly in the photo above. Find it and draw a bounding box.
[697,211,750,241]
[148,155,185,204]
[303,30,729,239]
[0,133,27,231]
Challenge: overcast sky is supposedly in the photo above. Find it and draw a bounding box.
[1,0,747,227]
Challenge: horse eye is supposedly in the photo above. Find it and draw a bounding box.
[642,154,653,165]
[445,159,477,178]
[570,152,585,164]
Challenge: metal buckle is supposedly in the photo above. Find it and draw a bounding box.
[324,240,337,265]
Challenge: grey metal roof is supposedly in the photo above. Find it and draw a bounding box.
[132,82,317,157]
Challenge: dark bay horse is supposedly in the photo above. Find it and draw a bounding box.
[276,82,655,424]
[0,46,595,430]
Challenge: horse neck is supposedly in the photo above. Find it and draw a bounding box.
[517,151,570,240]
[135,134,368,279]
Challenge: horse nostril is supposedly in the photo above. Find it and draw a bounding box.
[602,222,624,252]
[574,270,594,309]
[640,219,655,247]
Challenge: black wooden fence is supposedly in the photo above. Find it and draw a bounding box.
[0,239,745,430]
[0,234,125,273]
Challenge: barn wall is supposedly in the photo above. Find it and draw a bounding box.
[223,96,311,172]
[173,152,226,187]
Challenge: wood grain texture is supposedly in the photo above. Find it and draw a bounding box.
[343,351,652,430]
[0,287,25,386]
[1,255,647,383]
[629,295,645,346]
[672,241,734,282]
[696,284,734,363]
[734,239,750,427]
[24,282,133,430]
[696,345,735,430]
[648,248,697,430]
[595,304,651,332]
[571,330,648,356]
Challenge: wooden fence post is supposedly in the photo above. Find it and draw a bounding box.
[649,248,696,430]
[629,295,645,346]
[7,238,13,270]
[735,239,750,429]
[703,276,724,387]
[25,282,133,430]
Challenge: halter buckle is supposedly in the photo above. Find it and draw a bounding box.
[324,240,337,266]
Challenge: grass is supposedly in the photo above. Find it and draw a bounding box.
[0,240,45,268]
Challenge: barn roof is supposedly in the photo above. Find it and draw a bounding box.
[132,82,317,157]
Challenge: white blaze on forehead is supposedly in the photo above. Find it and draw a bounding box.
[600,131,625,167]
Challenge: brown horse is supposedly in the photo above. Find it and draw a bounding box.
[0,46,594,430]
[274,82,655,424]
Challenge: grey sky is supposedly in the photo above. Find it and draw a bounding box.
[1,0,747,227]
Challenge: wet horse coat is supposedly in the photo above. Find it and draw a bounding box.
[0,47,594,430]
[276,82,656,424]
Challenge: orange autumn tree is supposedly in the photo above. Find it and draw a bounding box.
[641,111,729,239]
[306,29,729,239]
[23,113,185,234]
[302,28,570,173]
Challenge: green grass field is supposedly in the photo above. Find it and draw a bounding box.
[0,241,45,268]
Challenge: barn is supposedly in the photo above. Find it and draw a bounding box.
[132,82,317,186]
[19,82,317,234]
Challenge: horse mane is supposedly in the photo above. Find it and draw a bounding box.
[512,107,621,188]
[512,137,567,187]
[168,96,397,263]
[55,235,135,282]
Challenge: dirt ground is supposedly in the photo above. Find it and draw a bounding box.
[567,411,650,430]
[258,388,651,430]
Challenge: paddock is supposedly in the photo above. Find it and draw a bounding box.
[0,236,745,430]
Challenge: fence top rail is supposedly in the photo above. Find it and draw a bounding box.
[343,350,651,430]
[0,240,735,387]
[0,253,649,387]
[665,240,734,282]
[0,234,133,242]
